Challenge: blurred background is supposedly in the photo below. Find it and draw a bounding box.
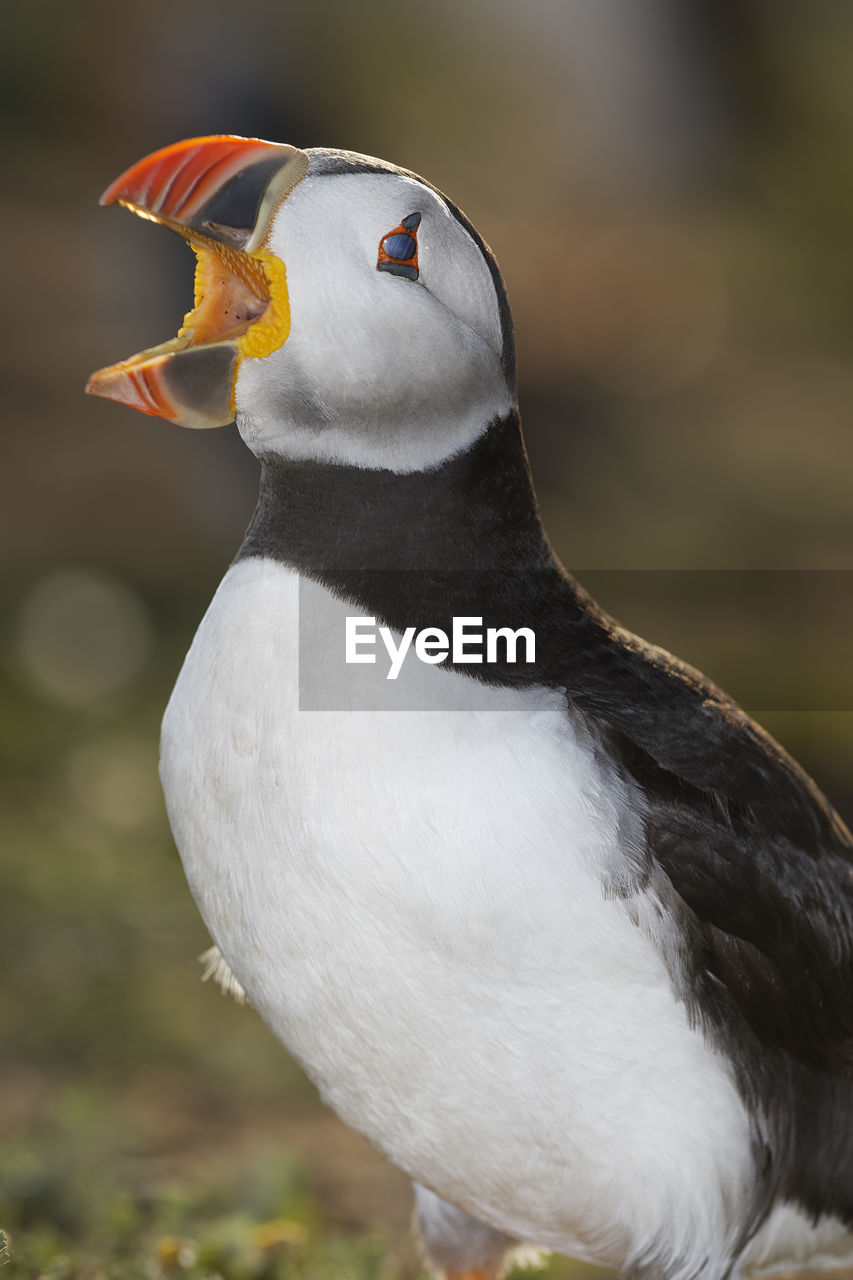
[4,1,853,1275]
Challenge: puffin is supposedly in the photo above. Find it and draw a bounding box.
[87,136,853,1280]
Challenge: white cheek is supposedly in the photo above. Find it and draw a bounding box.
[234,174,512,472]
[235,271,511,471]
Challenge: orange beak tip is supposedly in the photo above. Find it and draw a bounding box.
[84,371,106,398]
[85,362,172,420]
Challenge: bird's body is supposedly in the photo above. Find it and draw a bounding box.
[161,554,755,1276]
[89,137,853,1280]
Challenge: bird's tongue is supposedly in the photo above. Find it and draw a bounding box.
[86,135,309,430]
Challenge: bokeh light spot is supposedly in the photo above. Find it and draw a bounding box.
[65,734,161,832]
[15,568,152,707]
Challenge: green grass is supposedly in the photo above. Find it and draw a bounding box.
[0,1116,385,1279]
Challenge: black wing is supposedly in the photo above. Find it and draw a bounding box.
[566,606,853,1075]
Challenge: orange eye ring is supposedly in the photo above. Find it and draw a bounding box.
[377,211,421,280]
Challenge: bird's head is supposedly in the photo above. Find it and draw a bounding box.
[87,136,516,473]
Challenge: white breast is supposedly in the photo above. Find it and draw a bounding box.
[160,556,755,1280]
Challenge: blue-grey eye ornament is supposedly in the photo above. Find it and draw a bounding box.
[377,211,421,280]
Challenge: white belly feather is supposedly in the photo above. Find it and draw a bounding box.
[160,556,756,1278]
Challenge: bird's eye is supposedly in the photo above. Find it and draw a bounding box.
[377,212,421,280]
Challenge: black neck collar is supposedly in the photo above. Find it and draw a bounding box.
[237,409,591,688]
[240,410,547,574]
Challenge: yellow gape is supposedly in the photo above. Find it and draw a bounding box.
[179,240,291,412]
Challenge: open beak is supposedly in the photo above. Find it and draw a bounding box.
[86,135,309,429]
